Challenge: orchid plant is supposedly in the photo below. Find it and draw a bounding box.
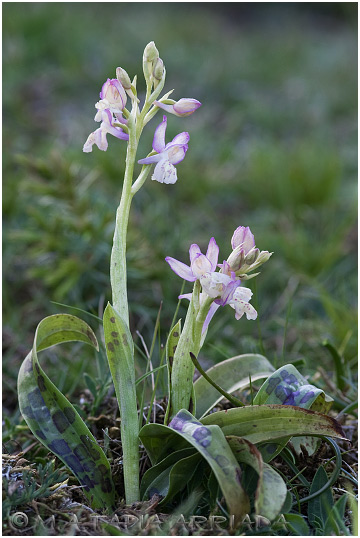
[17,42,347,525]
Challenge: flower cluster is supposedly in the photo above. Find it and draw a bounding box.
[83,42,202,187]
[166,226,271,331]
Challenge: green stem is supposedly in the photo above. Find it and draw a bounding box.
[107,69,168,503]
[170,282,214,416]
[110,113,137,325]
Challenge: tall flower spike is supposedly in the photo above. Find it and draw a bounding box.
[165,237,219,282]
[83,109,129,153]
[154,98,202,117]
[138,116,189,184]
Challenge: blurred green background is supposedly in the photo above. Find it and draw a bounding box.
[3,3,357,418]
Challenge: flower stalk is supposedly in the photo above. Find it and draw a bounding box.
[83,41,202,503]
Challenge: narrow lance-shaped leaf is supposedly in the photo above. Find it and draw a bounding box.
[18,314,115,510]
[103,302,139,504]
[194,353,275,418]
[140,409,250,524]
[227,436,287,521]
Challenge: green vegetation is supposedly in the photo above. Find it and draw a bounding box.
[3,3,357,535]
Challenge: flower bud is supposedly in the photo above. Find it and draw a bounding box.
[153,57,164,81]
[231,226,255,253]
[144,41,159,62]
[116,67,132,90]
[226,245,245,273]
[244,248,259,266]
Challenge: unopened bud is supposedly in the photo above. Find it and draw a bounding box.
[144,41,159,62]
[153,58,164,81]
[244,247,259,266]
[227,245,245,272]
[116,67,132,90]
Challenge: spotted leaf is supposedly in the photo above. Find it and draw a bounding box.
[17,314,115,510]
[140,409,250,524]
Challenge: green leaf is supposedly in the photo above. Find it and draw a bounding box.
[17,314,115,510]
[140,447,196,499]
[140,409,250,523]
[227,436,287,520]
[201,404,346,443]
[308,465,334,528]
[103,303,139,503]
[253,365,334,457]
[324,494,349,535]
[284,513,310,535]
[194,354,275,418]
[253,364,333,412]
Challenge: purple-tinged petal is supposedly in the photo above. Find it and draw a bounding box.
[100,78,127,109]
[167,131,190,147]
[173,98,202,116]
[152,115,167,153]
[138,154,162,165]
[162,161,178,184]
[154,99,202,117]
[94,127,108,151]
[153,101,176,115]
[167,144,188,165]
[151,159,178,184]
[202,303,220,333]
[83,132,95,153]
[231,226,255,253]
[214,279,240,306]
[206,237,219,270]
[189,244,202,263]
[178,293,193,301]
[165,257,196,281]
[191,254,213,279]
[106,124,129,140]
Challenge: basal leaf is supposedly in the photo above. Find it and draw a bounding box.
[284,513,310,536]
[194,353,275,419]
[253,364,333,412]
[140,447,195,499]
[227,436,287,520]
[140,409,250,523]
[253,364,334,457]
[18,314,115,510]
[323,494,349,535]
[308,465,334,528]
[201,405,346,444]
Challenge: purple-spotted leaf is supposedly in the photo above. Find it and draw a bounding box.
[17,314,115,510]
[253,364,333,411]
[140,409,250,523]
[253,364,333,456]
[201,404,346,443]
[227,437,287,520]
[194,353,275,418]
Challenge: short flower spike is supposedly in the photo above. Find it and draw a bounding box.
[138,116,190,184]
